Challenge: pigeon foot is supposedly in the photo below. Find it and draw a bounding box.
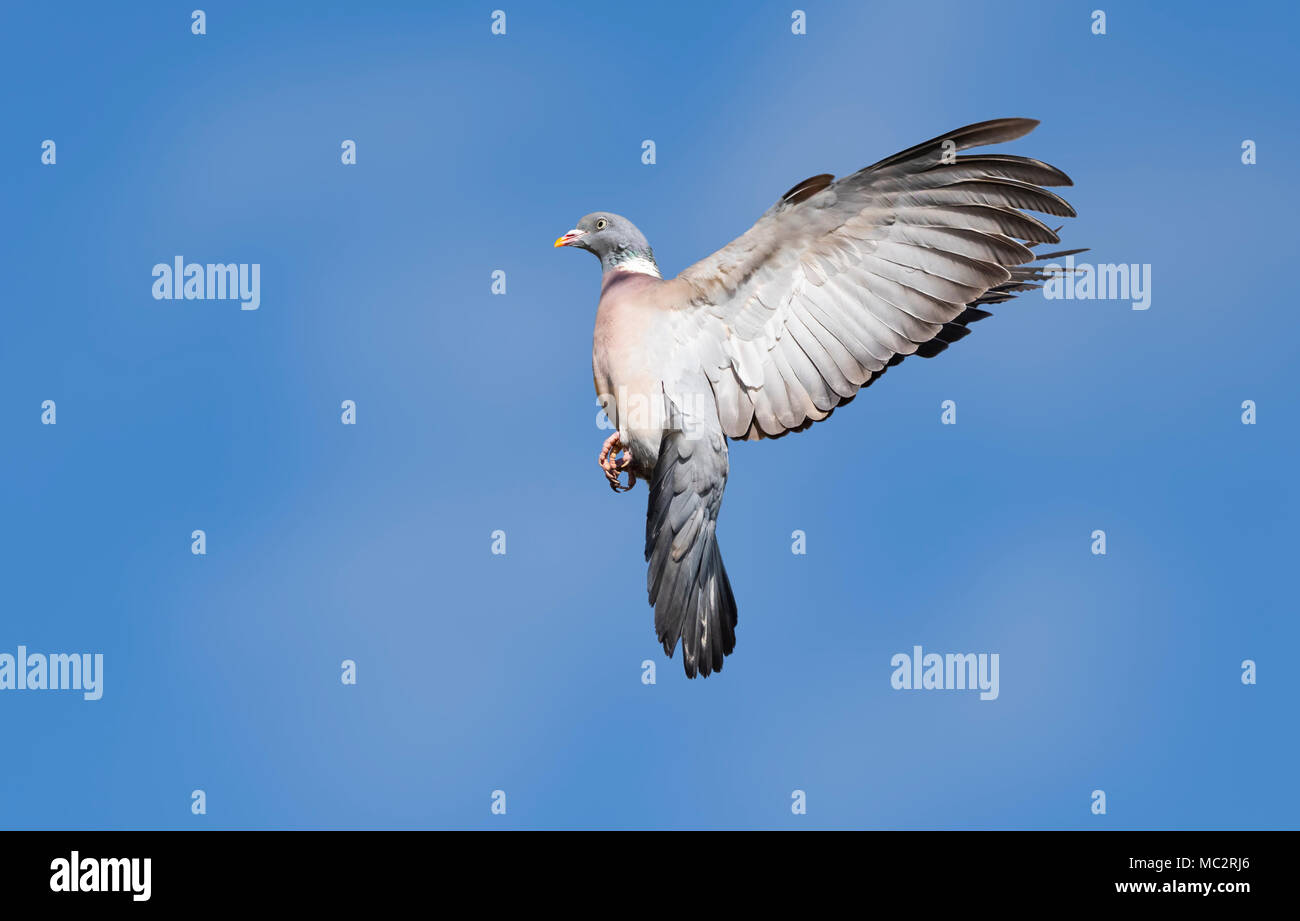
[598,432,636,493]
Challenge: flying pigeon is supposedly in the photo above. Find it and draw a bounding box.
[555,118,1081,678]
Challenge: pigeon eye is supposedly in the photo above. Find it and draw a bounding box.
[595,218,608,230]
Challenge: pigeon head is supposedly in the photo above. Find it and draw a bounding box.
[554,212,661,278]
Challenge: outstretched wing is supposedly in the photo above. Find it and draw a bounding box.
[670,118,1079,440]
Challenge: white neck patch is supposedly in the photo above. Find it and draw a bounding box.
[610,254,662,278]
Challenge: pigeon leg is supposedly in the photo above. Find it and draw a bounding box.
[598,432,636,493]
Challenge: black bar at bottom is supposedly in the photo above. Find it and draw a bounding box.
[0,831,1280,906]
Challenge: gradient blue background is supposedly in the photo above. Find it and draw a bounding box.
[2,1,1296,829]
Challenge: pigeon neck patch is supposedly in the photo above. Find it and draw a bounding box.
[604,247,661,279]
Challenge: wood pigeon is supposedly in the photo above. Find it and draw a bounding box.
[555,118,1082,678]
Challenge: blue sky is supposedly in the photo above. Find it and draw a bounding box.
[1,0,1296,829]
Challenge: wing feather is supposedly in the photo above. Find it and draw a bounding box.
[672,118,1079,439]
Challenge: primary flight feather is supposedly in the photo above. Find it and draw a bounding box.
[555,118,1082,678]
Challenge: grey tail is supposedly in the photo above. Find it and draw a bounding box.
[644,429,738,678]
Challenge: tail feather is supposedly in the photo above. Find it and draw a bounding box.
[644,428,737,678]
